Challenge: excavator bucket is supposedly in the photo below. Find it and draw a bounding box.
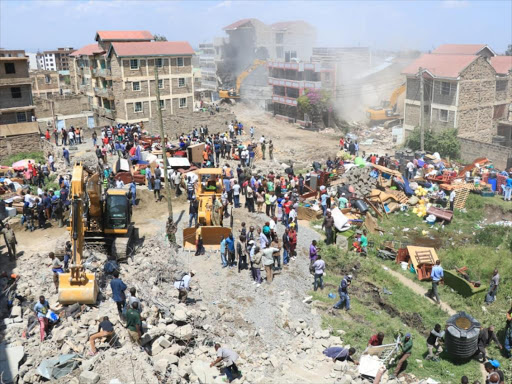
[58,273,99,305]
[183,227,232,250]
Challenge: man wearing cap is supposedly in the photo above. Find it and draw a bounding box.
[174,271,195,304]
[390,333,413,378]
[484,361,505,384]
[333,275,352,310]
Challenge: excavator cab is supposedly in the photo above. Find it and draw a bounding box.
[104,190,131,231]
[182,169,231,250]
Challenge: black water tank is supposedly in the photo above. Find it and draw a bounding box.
[353,199,368,214]
[445,312,481,359]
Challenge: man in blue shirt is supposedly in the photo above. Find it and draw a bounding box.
[110,271,127,316]
[129,181,137,206]
[62,147,70,166]
[333,275,352,310]
[430,260,444,304]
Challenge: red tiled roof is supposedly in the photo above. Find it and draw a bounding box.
[490,56,512,75]
[402,54,480,79]
[432,44,490,55]
[271,21,307,30]
[110,41,194,57]
[70,43,105,57]
[223,18,258,31]
[96,30,153,41]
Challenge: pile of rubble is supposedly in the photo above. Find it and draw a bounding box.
[341,166,377,198]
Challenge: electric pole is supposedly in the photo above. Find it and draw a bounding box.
[154,66,176,244]
[419,67,425,152]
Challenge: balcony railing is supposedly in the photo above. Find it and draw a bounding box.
[272,95,298,106]
[92,68,111,77]
[95,106,116,119]
[94,87,114,98]
[79,84,91,93]
[268,77,322,90]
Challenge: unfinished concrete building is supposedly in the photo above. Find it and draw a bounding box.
[0,54,36,125]
[402,44,512,165]
[30,70,72,98]
[70,31,195,130]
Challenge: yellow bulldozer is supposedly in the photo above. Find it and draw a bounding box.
[366,83,406,126]
[58,163,135,304]
[182,168,231,250]
[219,59,266,103]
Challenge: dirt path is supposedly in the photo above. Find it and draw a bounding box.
[382,266,456,316]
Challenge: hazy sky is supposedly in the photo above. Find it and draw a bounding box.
[1,0,510,53]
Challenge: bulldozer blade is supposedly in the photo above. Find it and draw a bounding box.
[58,273,99,305]
[183,226,232,250]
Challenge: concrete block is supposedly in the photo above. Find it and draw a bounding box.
[79,371,100,384]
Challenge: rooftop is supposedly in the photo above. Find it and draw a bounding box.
[223,18,259,31]
[70,43,105,57]
[95,30,153,42]
[402,54,479,79]
[0,122,40,137]
[110,41,194,57]
[431,44,494,56]
[490,56,512,75]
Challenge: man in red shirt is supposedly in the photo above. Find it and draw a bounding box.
[283,197,293,226]
[368,332,385,347]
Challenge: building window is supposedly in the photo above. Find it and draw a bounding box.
[134,102,143,113]
[496,80,508,92]
[132,81,140,91]
[11,87,21,98]
[275,33,284,44]
[441,82,451,96]
[130,59,139,70]
[159,99,165,109]
[276,47,284,59]
[439,109,449,122]
[177,57,184,67]
[155,58,163,68]
[45,75,51,84]
[179,97,187,108]
[158,79,164,89]
[178,78,185,87]
[4,63,15,74]
[16,112,27,122]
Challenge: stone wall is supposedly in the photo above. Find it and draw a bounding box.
[430,108,455,132]
[457,106,495,142]
[0,134,42,162]
[404,103,420,127]
[459,137,512,170]
[34,94,91,130]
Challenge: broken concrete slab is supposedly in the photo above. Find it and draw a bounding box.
[191,360,219,384]
[0,344,24,383]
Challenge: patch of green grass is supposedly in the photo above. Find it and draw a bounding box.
[310,246,481,382]
[3,151,46,166]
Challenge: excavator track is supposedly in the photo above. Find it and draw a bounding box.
[111,226,135,261]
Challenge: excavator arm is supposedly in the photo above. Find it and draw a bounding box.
[389,83,406,112]
[235,59,266,95]
[58,163,99,304]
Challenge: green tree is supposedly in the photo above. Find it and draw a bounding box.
[405,127,460,159]
[153,34,167,41]
[506,44,512,56]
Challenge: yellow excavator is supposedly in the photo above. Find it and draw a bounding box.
[58,163,134,304]
[366,83,406,126]
[182,168,231,250]
[219,59,266,102]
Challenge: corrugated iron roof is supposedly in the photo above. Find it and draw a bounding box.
[70,43,105,57]
[402,54,479,79]
[110,41,194,57]
[0,122,40,137]
[223,18,258,31]
[432,44,490,55]
[96,30,153,41]
[490,56,512,75]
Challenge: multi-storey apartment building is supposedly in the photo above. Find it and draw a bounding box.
[198,43,218,92]
[0,54,36,124]
[402,44,512,144]
[31,70,72,98]
[70,31,194,129]
[267,60,333,123]
[36,48,74,71]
